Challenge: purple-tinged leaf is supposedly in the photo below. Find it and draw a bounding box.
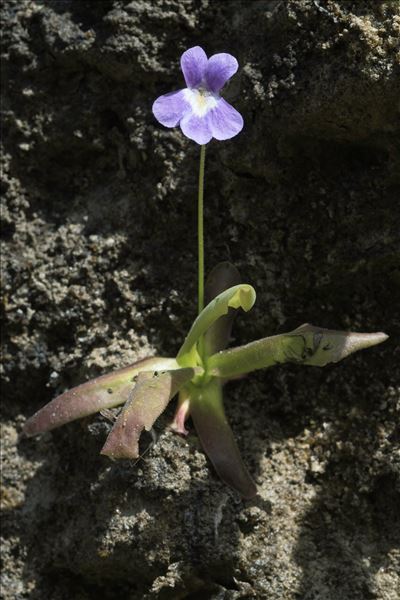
[208,324,388,378]
[190,379,257,499]
[203,262,241,357]
[23,357,179,437]
[100,368,196,459]
[170,386,191,435]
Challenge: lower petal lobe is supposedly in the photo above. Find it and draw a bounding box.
[206,98,244,141]
[152,89,190,128]
[180,111,212,144]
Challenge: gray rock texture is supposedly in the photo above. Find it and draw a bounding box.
[1,0,399,598]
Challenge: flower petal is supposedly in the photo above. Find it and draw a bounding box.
[180,46,208,88]
[205,53,238,93]
[180,111,212,145]
[206,98,243,140]
[152,89,190,128]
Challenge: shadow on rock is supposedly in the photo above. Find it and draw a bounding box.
[293,410,400,600]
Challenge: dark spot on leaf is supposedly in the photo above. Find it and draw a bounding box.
[313,332,323,352]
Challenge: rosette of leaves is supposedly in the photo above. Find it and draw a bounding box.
[23,262,387,498]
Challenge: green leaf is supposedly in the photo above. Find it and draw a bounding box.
[190,379,257,499]
[208,323,388,378]
[176,284,256,368]
[203,262,241,357]
[22,357,179,437]
[101,368,196,459]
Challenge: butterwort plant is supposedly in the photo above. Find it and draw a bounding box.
[23,47,388,498]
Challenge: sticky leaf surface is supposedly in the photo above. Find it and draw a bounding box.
[208,324,388,378]
[23,357,179,437]
[101,367,196,459]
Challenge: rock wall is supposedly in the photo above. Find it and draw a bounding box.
[1,1,399,598]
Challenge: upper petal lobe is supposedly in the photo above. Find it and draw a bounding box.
[205,53,239,93]
[152,89,190,127]
[206,98,243,140]
[181,46,208,88]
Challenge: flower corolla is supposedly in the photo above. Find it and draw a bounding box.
[152,46,243,144]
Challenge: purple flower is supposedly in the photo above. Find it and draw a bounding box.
[152,46,243,144]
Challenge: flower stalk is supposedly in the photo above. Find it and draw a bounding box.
[197,144,206,316]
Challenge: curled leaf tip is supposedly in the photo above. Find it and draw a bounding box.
[177,284,256,367]
[228,285,256,312]
[203,261,242,356]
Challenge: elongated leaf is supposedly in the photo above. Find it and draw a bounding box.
[101,368,196,459]
[190,379,257,499]
[23,356,179,437]
[177,284,256,367]
[208,324,388,378]
[203,262,241,357]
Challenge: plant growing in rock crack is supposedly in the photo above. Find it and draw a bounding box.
[23,46,388,498]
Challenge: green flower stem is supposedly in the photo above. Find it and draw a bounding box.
[198,144,206,316]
